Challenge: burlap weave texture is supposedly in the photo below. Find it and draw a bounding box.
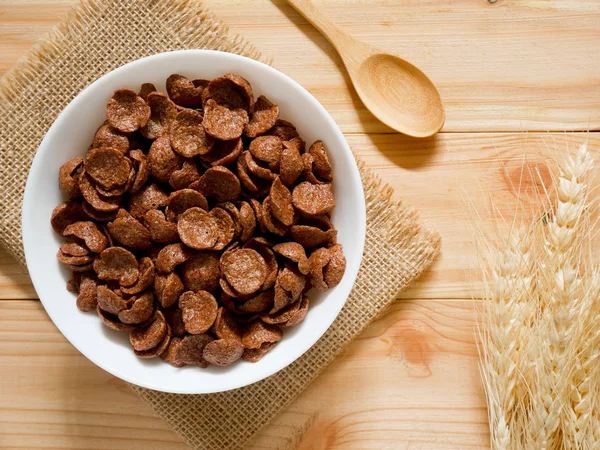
[0,1,441,448]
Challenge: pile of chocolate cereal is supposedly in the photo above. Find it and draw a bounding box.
[51,73,346,368]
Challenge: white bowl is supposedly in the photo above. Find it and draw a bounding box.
[22,50,366,394]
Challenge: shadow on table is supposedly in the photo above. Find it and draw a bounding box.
[274,1,441,170]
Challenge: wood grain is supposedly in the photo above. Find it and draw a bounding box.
[0,300,188,450]
[285,0,445,138]
[2,132,598,301]
[0,250,35,299]
[0,1,599,449]
[0,299,487,450]
[0,0,599,133]
[206,0,600,133]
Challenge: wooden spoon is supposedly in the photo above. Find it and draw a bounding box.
[286,0,445,137]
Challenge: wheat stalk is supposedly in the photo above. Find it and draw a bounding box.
[564,270,600,448]
[479,141,599,450]
[481,225,534,449]
[527,144,593,450]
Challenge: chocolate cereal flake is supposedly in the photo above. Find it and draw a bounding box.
[308,140,333,181]
[261,196,288,236]
[202,338,244,367]
[134,329,171,359]
[279,139,303,186]
[209,207,235,251]
[93,247,139,286]
[241,321,283,350]
[97,306,134,331]
[324,244,346,289]
[156,243,193,273]
[170,109,213,157]
[107,89,151,133]
[292,182,336,216]
[203,99,248,141]
[217,202,242,239]
[93,123,130,154]
[118,291,155,325]
[177,207,218,250]
[272,242,307,264]
[244,151,275,181]
[203,76,249,111]
[248,135,282,167]
[178,334,214,367]
[128,183,169,220]
[61,240,90,257]
[130,310,167,351]
[143,209,179,244]
[166,74,204,108]
[179,291,219,334]
[164,307,187,338]
[78,172,121,212]
[238,201,256,242]
[166,189,208,222]
[76,272,99,312]
[289,225,336,249]
[154,271,185,309]
[224,73,254,112]
[161,337,185,367]
[140,92,178,139]
[138,83,157,101]
[121,257,155,295]
[58,157,83,199]
[97,285,128,315]
[148,136,182,183]
[168,159,200,191]
[242,342,276,363]
[180,252,220,293]
[107,210,152,250]
[221,248,267,295]
[238,290,274,314]
[245,96,279,138]
[213,307,243,341]
[267,119,299,141]
[51,201,89,234]
[197,166,241,202]
[128,149,150,193]
[63,221,108,253]
[202,138,243,167]
[269,176,295,226]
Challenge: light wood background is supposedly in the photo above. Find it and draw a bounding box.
[1,1,599,449]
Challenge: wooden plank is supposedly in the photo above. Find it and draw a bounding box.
[350,131,600,299]
[0,300,187,450]
[197,0,600,133]
[0,298,488,449]
[250,298,488,450]
[1,132,598,301]
[0,249,35,299]
[0,0,599,132]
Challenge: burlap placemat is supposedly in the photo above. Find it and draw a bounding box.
[0,0,441,448]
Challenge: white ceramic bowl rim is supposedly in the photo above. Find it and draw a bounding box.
[22,50,366,394]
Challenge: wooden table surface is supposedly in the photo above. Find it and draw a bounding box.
[1,1,599,449]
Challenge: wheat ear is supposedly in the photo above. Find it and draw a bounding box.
[564,268,600,448]
[481,225,534,450]
[526,143,593,449]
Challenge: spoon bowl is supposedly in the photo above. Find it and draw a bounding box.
[356,53,444,137]
[287,0,445,137]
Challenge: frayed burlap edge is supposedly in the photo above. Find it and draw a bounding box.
[0,0,268,103]
[0,0,441,449]
[0,0,269,267]
[132,158,440,450]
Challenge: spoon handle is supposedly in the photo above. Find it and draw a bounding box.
[286,0,345,47]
